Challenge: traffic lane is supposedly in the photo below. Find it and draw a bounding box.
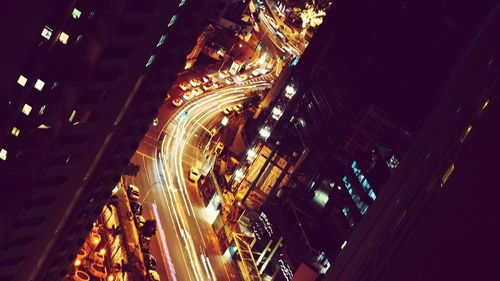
[129,153,170,281]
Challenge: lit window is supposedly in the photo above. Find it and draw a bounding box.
[179,0,186,6]
[145,55,156,67]
[168,15,177,27]
[39,105,46,115]
[41,26,53,40]
[17,75,28,86]
[157,35,166,47]
[0,149,7,161]
[11,127,20,137]
[72,8,82,19]
[22,104,32,116]
[34,79,45,91]
[59,32,69,44]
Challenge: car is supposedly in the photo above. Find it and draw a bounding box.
[214,142,224,155]
[188,167,201,182]
[183,91,194,100]
[140,235,151,249]
[189,79,202,87]
[252,69,263,76]
[202,83,213,91]
[179,82,191,91]
[218,70,230,79]
[147,270,160,281]
[235,73,248,82]
[225,77,235,85]
[141,219,157,237]
[131,201,143,216]
[223,107,233,116]
[233,103,243,112]
[144,254,157,271]
[127,184,140,201]
[261,68,271,74]
[192,87,203,96]
[171,98,183,107]
[202,76,212,83]
[214,81,224,89]
[134,215,146,228]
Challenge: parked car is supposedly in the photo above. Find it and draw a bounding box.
[183,91,194,100]
[130,201,143,216]
[223,107,233,116]
[225,77,235,85]
[235,73,248,82]
[144,254,157,271]
[218,70,230,79]
[141,219,157,237]
[192,87,203,96]
[135,215,146,229]
[189,78,202,87]
[215,142,224,155]
[233,103,243,112]
[172,97,183,107]
[127,184,140,201]
[252,68,263,77]
[147,270,160,281]
[202,75,212,83]
[189,167,201,182]
[179,82,191,91]
[202,83,213,91]
[214,81,224,89]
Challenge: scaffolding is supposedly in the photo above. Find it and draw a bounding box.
[233,233,262,281]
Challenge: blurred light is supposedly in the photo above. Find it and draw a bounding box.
[99,248,106,255]
[107,275,115,281]
[17,75,27,87]
[74,259,81,267]
[92,237,100,245]
[341,240,347,249]
[237,201,242,207]
[480,99,490,113]
[221,116,229,126]
[217,49,223,56]
[239,43,243,48]
[259,126,271,140]
[112,185,119,194]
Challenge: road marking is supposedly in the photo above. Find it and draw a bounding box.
[136,150,156,161]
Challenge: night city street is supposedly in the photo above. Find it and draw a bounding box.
[2,0,500,281]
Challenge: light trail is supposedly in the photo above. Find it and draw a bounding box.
[157,82,272,280]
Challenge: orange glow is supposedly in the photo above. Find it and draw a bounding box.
[92,237,99,245]
[107,275,115,281]
[74,259,81,267]
[99,248,106,255]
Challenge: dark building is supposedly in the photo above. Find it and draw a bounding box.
[0,1,214,280]
[235,0,500,279]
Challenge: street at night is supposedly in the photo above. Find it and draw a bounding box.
[2,0,500,281]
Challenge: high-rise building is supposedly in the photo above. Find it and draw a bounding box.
[229,0,499,279]
[0,1,214,280]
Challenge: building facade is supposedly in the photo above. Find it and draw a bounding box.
[0,0,214,280]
